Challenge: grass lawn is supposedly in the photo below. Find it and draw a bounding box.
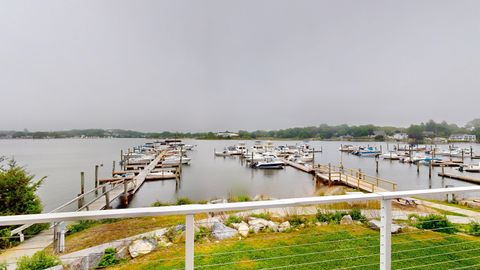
[108,224,480,270]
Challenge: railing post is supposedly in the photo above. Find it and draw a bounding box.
[380,199,392,270]
[55,222,66,253]
[185,214,194,270]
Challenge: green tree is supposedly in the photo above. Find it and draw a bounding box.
[0,158,47,248]
[407,125,424,143]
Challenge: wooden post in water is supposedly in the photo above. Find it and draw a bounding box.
[471,146,474,159]
[95,165,98,192]
[179,145,183,174]
[312,148,315,165]
[78,172,85,209]
[328,163,331,181]
[441,165,445,177]
[112,161,116,176]
[429,160,432,179]
[376,160,379,174]
[417,161,420,174]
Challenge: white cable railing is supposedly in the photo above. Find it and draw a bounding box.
[1,186,480,270]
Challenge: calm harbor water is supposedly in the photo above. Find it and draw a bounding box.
[1,139,479,211]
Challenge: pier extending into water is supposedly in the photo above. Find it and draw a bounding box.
[280,158,397,192]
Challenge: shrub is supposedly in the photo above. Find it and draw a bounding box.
[316,211,348,224]
[194,226,210,241]
[0,159,47,248]
[230,194,251,202]
[97,248,119,268]
[176,197,193,205]
[68,220,97,234]
[348,208,366,222]
[288,215,308,226]
[16,251,61,270]
[413,214,457,234]
[467,222,480,236]
[151,201,171,207]
[0,261,6,270]
[225,215,243,227]
[250,213,271,220]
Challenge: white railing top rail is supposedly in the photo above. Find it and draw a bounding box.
[1,186,479,226]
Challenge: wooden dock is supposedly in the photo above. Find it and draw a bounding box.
[280,159,397,192]
[279,159,314,173]
[86,152,166,210]
[438,172,480,185]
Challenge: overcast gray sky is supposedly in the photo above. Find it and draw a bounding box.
[1,1,479,132]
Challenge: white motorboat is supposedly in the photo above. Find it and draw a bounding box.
[251,157,285,169]
[148,170,177,179]
[162,155,191,165]
[380,152,401,160]
[459,163,480,173]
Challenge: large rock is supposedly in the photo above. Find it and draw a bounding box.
[340,215,353,225]
[368,220,402,234]
[158,236,173,247]
[87,252,103,269]
[128,238,158,258]
[248,217,269,233]
[278,221,291,232]
[116,246,130,260]
[67,256,88,270]
[232,222,250,237]
[212,222,238,240]
[267,221,279,232]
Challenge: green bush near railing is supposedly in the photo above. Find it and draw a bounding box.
[16,251,61,270]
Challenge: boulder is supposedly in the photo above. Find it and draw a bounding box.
[67,256,88,270]
[248,217,269,227]
[237,222,250,237]
[368,220,402,234]
[278,221,291,232]
[154,228,168,240]
[340,215,353,225]
[158,236,173,247]
[212,222,238,240]
[267,221,279,232]
[87,252,103,269]
[128,238,158,258]
[116,246,130,260]
[174,224,186,232]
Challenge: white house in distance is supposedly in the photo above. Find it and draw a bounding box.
[448,134,477,142]
[393,133,408,141]
[216,131,239,138]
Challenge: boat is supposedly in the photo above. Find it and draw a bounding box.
[459,163,480,173]
[339,145,356,152]
[353,147,380,157]
[147,170,177,179]
[251,157,285,169]
[300,153,314,162]
[380,152,401,160]
[162,155,191,165]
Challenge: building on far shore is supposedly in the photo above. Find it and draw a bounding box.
[392,133,408,141]
[448,134,477,142]
[216,131,239,138]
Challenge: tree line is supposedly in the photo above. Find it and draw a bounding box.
[1,119,479,141]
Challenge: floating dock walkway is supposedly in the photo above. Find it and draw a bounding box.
[438,172,480,185]
[280,159,397,192]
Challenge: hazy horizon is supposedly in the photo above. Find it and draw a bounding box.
[1,1,480,132]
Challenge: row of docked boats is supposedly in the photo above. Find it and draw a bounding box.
[341,143,480,173]
[215,141,319,169]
